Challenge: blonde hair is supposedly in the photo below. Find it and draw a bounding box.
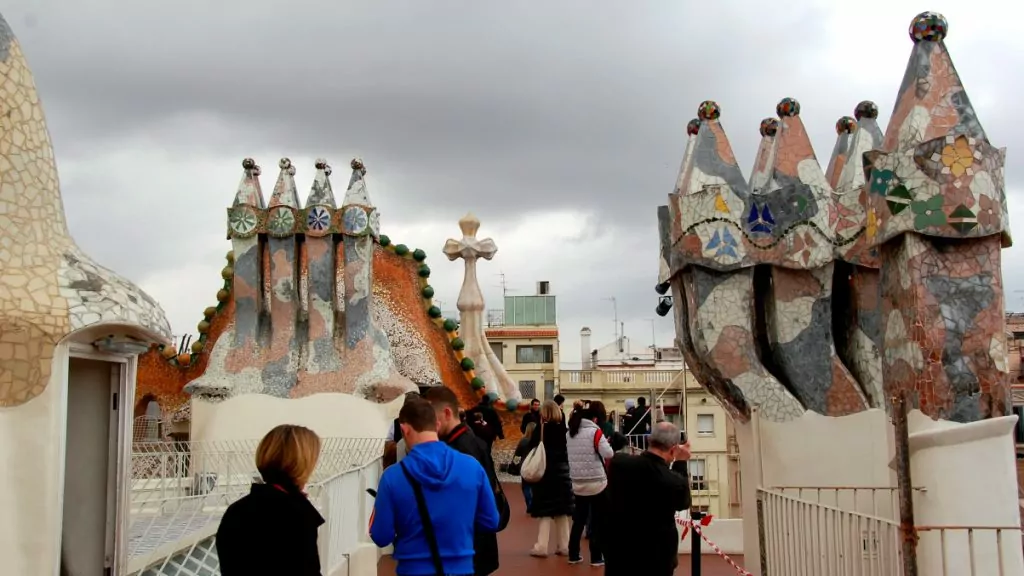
[523,421,537,437]
[541,400,562,423]
[255,424,322,488]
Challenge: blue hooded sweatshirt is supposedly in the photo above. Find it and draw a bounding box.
[370,440,499,575]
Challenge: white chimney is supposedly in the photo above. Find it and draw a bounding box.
[580,327,592,369]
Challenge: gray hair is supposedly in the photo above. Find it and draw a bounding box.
[649,421,681,450]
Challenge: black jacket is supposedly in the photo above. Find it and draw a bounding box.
[445,423,501,575]
[508,433,534,476]
[520,410,541,433]
[526,420,573,518]
[604,451,691,576]
[216,481,325,576]
[468,404,505,442]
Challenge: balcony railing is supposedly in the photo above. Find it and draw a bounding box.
[759,488,903,574]
[561,369,685,389]
[916,525,1024,575]
[127,438,384,575]
[770,485,926,522]
[758,486,1024,575]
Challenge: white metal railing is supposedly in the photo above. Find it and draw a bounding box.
[770,486,927,523]
[317,459,382,573]
[759,488,903,575]
[916,525,1024,576]
[127,437,384,575]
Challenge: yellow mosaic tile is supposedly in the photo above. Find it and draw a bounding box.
[0,22,170,407]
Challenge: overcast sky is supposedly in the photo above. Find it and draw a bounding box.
[7,0,1023,368]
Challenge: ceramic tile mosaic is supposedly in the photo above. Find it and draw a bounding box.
[185,160,424,403]
[657,11,1012,423]
[870,12,1010,420]
[0,13,170,407]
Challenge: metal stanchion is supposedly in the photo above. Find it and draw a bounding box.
[691,509,704,576]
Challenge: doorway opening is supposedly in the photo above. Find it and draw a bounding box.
[60,357,126,576]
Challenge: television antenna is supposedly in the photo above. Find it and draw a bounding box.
[495,271,520,297]
[644,318,657,349]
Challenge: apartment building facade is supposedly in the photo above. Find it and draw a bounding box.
[484,282,560,403]
[559,328,740,518]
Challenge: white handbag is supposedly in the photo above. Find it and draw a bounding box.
[520,421,547,483]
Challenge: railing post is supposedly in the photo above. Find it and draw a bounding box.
[691,509,703,576]
[893,391,919,576]
[756,494,768,576]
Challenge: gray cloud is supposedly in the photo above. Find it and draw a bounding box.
[5,1,1024,365]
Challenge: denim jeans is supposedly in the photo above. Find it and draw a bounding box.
[522,482,533,512]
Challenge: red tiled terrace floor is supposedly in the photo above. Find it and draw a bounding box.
[378,483,745,575]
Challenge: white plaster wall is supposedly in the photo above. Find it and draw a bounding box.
[678,518,744,555]
[739,408,896,576]
[327,542,379,576]
[0,349,64,576]
[759,408,893,490]
[190,393,400,442]
[909,415,1024,576]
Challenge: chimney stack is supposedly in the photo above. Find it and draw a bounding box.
[580,327,592,369]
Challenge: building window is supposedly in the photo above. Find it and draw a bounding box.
[490,342,504,364]
[516,345,553,364]
[519,380,537,399]
[697,413,715,437]
[1014,406,1024,444]
[690,459,707,490]
[692,505,711,514]
[544,380,555,401]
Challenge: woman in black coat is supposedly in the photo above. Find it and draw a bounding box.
[526,400,574,557]
[216,425,325,575]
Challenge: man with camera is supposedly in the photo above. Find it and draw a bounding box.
[603,421,692,576]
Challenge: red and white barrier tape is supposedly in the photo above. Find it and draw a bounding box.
[675,514,752,576]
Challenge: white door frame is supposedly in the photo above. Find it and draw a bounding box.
[54,341,139,576]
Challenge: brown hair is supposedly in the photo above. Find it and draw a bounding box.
[541,399,562,423]
[399,397,439,433]
[423,386,460,413]
[255,424,322,488]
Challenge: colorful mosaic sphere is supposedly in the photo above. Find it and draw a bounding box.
[697,100,721,121]
[910,11,947,43]
[759,118,779,138]
[278,157,296,175]
[686,118,701,136]
[776,97,800,117]
[854,100,879,120]
[835,116,858,135]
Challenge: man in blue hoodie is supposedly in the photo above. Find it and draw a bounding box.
[371,397,500,575]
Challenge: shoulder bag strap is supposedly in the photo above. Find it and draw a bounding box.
[594,428,609,469]
[400,463,445,576]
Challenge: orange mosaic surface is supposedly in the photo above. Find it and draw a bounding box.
[372,246,477,407]
[136,298,235,416]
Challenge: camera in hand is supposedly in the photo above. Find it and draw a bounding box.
[679,430,688,444]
